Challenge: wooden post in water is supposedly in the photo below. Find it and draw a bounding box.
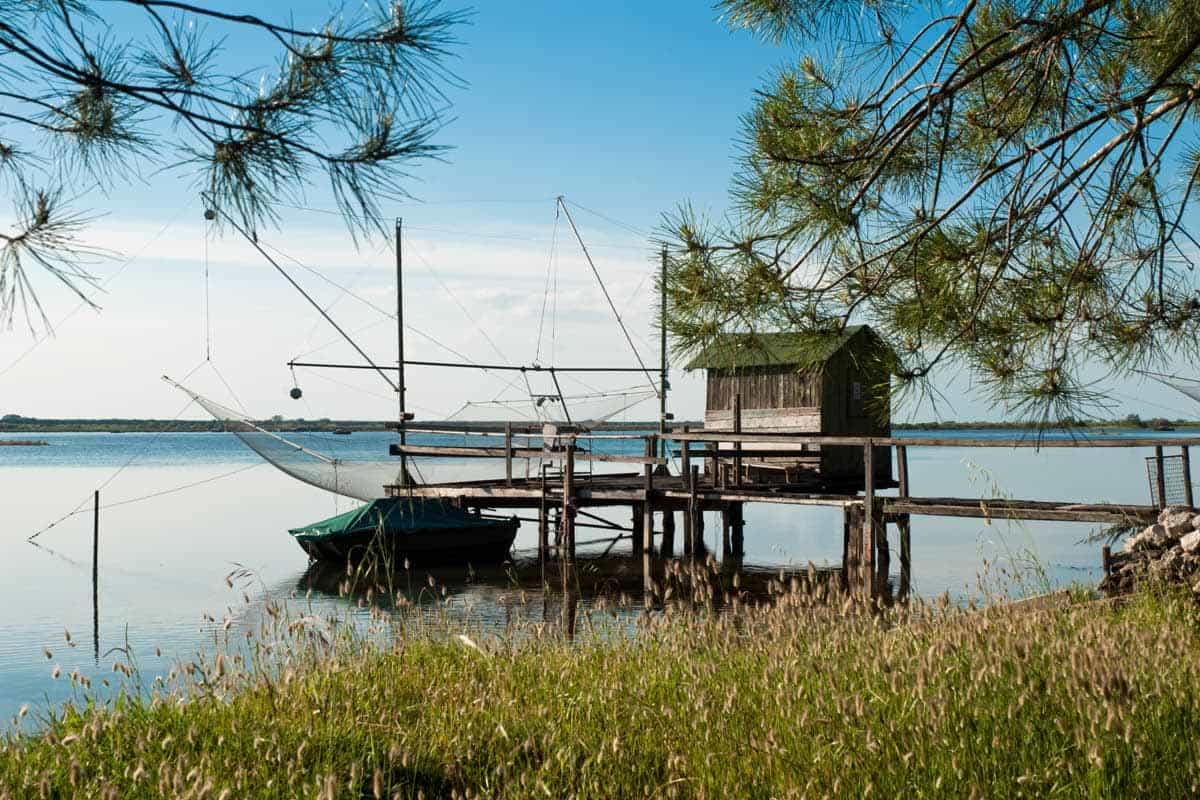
[504,422,513,487]
[643,437,656,605]
[632,503,645,558]
[691,465,704,557]
[92,489,99,663]
[862,440,876,594]
[733,393,743,487]
[733,502,745,559]
[898,514,912,601]
[1155,445,1167,508]
[563,440,576,565]
[1182,446,1194,508]
[662,508,676,558]
[538,465,549,565]
[721,505,732,560]
[681,436,693,557]
[896,444,909,497]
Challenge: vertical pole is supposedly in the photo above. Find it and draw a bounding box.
[733,393,742,487]
[862,440,876,594]
[896,444,909,497]
[632,503,645,558]
[538,465,549,566]
[731,502,744,559]
[1155,445,1167,508]
[721,505,732,561]
[92,490,100,662]
[682,437,694,557]
[707,442,717,485]
[643,437,655,604]
[841,505,852,592]
[504,422,513,487]
[660,245,669,461]
[1182,446,1194,508]
[662,508,676,558]
[563,439,576,565]
[688,465,701,560]
[395,218,407,487]
[898,515,911,601]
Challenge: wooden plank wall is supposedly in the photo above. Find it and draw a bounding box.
[706,366,823,412]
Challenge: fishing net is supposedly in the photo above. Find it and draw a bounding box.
[446,387,656,429]
[1158,375,1200,406]
[165,377,405,501]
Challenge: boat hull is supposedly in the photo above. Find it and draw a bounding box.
[289,498,519,567]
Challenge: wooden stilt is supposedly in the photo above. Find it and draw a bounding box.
[685,464,699,558]
[1155,445,1167,508]
[92,489,99,663]
[896,444,909,497]
[733,393,742,487]
[632,503,645,557]
[642,437,656,604]
[504,422,513,487]
[538,466,549,566]
[662,509,676,558]
[898,514,911,601]
[862,440,876,593]
[731,502,744,559]
[721,505,732,560]
[563,440,576,566]
[1182,446,1194,507]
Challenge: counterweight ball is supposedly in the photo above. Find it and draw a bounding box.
[290,387,303,400]
[204,208,216,221]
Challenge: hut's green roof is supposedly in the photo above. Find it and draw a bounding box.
[683,326,869,371]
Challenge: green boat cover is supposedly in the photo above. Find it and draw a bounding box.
[289,498,505,541]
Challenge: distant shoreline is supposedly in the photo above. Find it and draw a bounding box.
[3,416,1198,434]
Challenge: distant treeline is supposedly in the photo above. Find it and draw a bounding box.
[0,415,669,434]
[5,414,1196,434]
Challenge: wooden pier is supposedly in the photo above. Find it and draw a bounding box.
[386,424,1198,597]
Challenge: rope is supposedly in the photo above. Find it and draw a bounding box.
[535,209,560,364]
[27,358,208,542]
[556,197,658,397]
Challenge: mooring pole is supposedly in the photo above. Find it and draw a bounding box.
[92,489,99,663]
[395,218,408,487]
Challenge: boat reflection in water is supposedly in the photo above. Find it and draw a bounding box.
[295,551,902,638]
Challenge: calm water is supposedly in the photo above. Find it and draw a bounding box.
[1,428,1192,723]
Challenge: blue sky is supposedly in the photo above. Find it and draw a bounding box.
[0,1,1197,423]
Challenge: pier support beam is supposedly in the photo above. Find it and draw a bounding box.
[862,441,877,590]
[897,514,911,601]
[662,510,676,559]
[730,502,744,559]
[632,503,645,558]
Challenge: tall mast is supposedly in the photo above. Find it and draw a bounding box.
[396,218,407,487]
[660,245,669,459]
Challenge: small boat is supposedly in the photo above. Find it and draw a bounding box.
[289,497,518,566]
[332,427,353,435]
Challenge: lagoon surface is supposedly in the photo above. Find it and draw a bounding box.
[1,427,1193,724]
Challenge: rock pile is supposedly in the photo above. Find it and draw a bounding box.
[1101,506,1200,597]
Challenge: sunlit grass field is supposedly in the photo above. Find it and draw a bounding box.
[2,574,1199,799]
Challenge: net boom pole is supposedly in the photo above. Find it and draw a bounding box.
[396,218,408,488]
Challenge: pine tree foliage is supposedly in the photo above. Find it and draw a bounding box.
[663,0,1200,423]
[0,0,463,331]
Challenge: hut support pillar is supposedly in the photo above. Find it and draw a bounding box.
[730,502,744,559]
[861,441,877,591]
[897,514,912,601]
[1155,445,1167,508]
[721,504,732,560]
[662,510,676,559]
[1182,446,1194,508]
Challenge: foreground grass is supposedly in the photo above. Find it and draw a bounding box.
[3,587,1200,799]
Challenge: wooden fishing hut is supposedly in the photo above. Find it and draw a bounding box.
[684,325,895,489]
